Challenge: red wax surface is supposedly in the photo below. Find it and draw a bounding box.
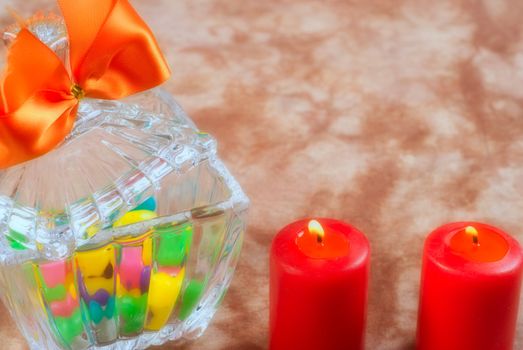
[416,222,523,350]
[449,225,509,262]
[270,218,370,350]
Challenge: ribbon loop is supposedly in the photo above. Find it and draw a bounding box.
[0,0,171,169]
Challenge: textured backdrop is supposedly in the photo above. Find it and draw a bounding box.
[0,0,523,349]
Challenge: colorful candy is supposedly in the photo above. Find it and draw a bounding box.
[179,279,205,320]
[116,241,151,336]
[88,296,115,324]
[113,206,157,337]
[39,261,68,287]
[118,294,148,334]
[35,259,87,348]
[113,210,157,228]
[54,309,84,346]
[76,244,117,344]
[145,222,193,330]
[133,197,157,212]
[50,294,78,317]
[7,229,29,251]
[156,226,192,266]
[119,247,145,289]
[42,284,67,302]
[32,197,201,344]
[146,270,185,330]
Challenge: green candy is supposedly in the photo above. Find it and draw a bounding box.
[155,223,193,267]
[179,280,205,320]
[54,309,84,346]
[119,294,147,319]
[42,284,67,302]
[8,228,28,243]
[118,294,148,335]
[123,318,144,334]
[7,229,28,251]
[7,236,27,250]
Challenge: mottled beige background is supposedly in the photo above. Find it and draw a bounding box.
[1,0,523,349]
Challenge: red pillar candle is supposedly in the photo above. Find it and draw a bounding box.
[270,218,370,350]
[417,222,523,350]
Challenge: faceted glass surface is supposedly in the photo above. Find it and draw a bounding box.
[0,16,248,350]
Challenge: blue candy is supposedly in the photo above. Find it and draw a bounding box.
[133,197,157,212]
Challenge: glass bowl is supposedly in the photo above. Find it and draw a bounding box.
[0,18,249,350]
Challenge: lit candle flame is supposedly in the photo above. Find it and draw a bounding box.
[465,226,479,245]
[308,220,325,244]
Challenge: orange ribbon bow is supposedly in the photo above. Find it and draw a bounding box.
[0,0,170,169]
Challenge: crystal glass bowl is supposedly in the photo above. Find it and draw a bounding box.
[0,21,248,348]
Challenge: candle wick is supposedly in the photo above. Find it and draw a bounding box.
[317,234,323,245]
[472,234,479,246]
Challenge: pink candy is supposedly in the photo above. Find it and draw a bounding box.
[119,247,144,289]
[50,294,78,318]
[39,261,67,288]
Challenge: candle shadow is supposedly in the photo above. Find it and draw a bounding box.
[399,340,416,350]
[226,344,265,350]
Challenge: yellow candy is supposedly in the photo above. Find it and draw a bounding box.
[76,245,115,294]
[142,237,153,266]
[69,283,77,300]
[76,245,114,277]
[145,269,185,331]
[85,277,115,295]
[113,210,157,228]
[65,272,77,299]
